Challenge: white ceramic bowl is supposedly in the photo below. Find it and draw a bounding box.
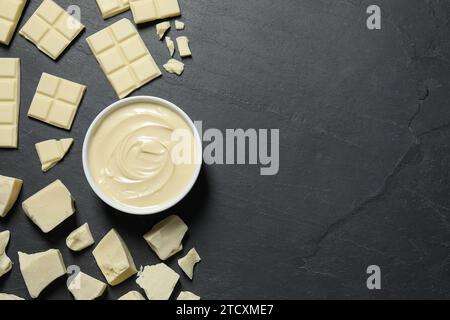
[82,96,202,215]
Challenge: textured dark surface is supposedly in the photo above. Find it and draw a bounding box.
[1,0,450,300]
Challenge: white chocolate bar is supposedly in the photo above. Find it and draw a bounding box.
[35,138,73,172]
[28,73,86,130]
[95,0,130,19]
[86,19,161,99]
[0,0,28,45]
[129,0,180,24]
[0,58,19,148]
[19,0,85,60]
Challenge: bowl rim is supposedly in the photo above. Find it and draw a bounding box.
[82,96,202,215]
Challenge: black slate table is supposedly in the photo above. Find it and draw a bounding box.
[1,0,450,300]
